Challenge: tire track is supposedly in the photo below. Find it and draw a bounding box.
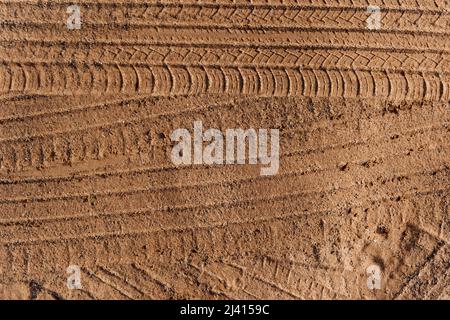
[0,116,448,201]
[0,96,448,176]
[3,45,449,74]
[1,188,446,267]
[2,4,448,35]
[1,62,448,101]
[2,25,448,53]
[0,96,447,174]
[2,0,448,12]
[2,190,446,292]
[0,147,447,228]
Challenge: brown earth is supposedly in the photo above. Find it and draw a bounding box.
[0,0,449,300]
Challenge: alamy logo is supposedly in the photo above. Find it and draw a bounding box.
[66,5,81,30]
[171,121,280,176]
[367,6,381,30]
[67,265,82,290]
[366,264,382,290]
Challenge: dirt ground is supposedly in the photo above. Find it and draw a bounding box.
[0,0,449,300]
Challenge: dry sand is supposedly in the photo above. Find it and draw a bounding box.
[0,0,448,300]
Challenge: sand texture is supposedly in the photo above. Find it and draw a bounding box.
[0,0,449,300]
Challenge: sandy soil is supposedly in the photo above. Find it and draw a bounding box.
[0,0,448,300]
